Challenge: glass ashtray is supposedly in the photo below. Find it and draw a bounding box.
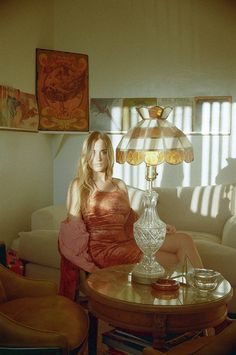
[152,278,180,292]
[187,268,222,292]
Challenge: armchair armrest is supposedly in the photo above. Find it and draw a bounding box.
[0,311,68,353]
[0,265,57,300]
[0,242,6,267]
[222,215,236,249]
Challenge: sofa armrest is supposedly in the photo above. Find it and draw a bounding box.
[0,265,57,300]
[0,242,7,267]
[222,216,236,249]
[18,230,60,269]
[0,311,68,352]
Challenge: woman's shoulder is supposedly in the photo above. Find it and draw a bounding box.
[69,177,80,189]
[67,178,80,200]
[112,178,128,193]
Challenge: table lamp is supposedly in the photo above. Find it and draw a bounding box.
[116,105,194,284]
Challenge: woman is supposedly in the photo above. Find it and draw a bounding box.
[59,131,203,287]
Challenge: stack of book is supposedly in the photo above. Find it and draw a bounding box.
[102,328,203,354]
[102,329,152,354]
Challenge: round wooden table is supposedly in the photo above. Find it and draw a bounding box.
[85,264,233,353]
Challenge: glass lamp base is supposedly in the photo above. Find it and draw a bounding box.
[132,260,165,285]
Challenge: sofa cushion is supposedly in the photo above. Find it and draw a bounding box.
[18,230,60,269]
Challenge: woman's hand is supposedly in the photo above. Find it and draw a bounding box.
[166,224,176,234]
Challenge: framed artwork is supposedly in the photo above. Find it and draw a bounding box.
[193,96,232,134]
[90,97,157,133]
[36,48,89,131]
[0,85,39,132]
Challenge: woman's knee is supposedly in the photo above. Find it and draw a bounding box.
[176,232,195,248]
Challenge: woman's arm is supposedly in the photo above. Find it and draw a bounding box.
[59,178,97,272]
[66,178,81,219]
[58,217,97,272]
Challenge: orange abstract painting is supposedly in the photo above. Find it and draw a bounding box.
[36,48,89,131]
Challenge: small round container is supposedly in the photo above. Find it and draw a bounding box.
[152,278,180,292]
[188,268,221,291]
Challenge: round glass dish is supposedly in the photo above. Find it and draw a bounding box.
[187,268,221,292]
[151,278,180,292]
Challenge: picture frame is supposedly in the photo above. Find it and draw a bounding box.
[90,97,157,133]
[36,48,89,132]
[193,96,232,134]
[0,85,39,132]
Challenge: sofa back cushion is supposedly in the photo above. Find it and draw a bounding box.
[31,205,67,230]
[155,183,236,237]
[127,186,145,215]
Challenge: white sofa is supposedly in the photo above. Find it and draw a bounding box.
[12,183,236,312]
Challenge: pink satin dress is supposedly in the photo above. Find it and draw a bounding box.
[82,188,142,268]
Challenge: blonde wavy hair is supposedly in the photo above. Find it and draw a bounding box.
[67,131,114,215]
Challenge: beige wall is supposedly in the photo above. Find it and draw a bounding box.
[53,0,236,203]
[0,0,54,247]
[54,0,236,97]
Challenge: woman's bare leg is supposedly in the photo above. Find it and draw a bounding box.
[155,250,179,269]
[156,232,203,269]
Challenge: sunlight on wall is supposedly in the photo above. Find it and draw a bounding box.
[221,135,230,169]
[202,103,211,132]
[196,98,231,134]
[211,136,220,183]
[211,102,220,132]
[200,101,231,134]
[201,136,210,185]
[231,103,236,157]
[111,105,122,132]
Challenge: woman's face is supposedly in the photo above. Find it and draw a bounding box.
[89,138,108,173]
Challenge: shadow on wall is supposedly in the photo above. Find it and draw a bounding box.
[215,158,236,184]
[159,164,184,188]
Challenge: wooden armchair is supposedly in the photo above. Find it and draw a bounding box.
[0,242,89,355]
